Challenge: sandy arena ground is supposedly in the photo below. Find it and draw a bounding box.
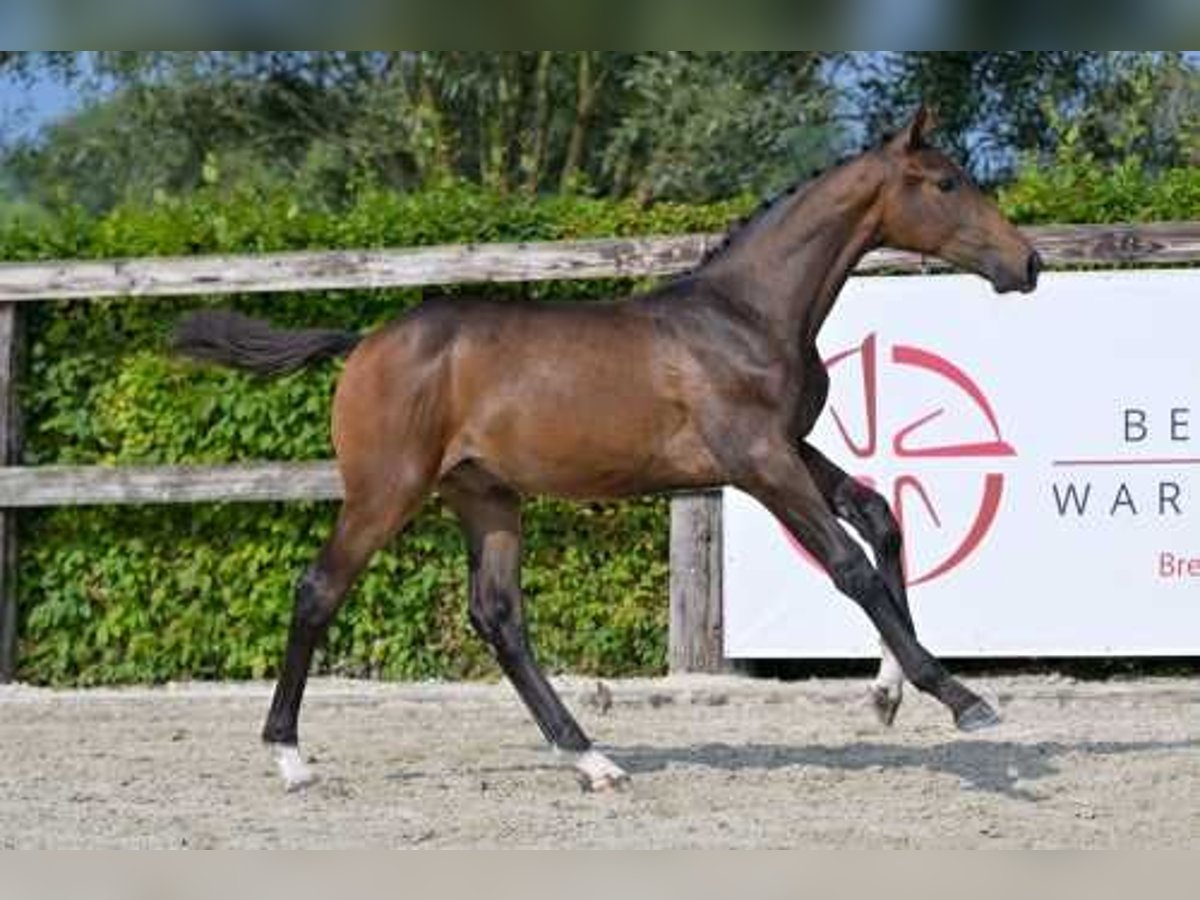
[1,675,1197,848]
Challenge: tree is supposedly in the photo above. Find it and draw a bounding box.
[602,52,841,202]
[854,52,1198,182]
[1061,52,1198,170]
[2,51,846,210]
[13,52,1185,209]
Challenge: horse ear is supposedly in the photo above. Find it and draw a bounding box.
[890,105,937,153]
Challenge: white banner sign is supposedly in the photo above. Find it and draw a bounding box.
[724,270,1200,658]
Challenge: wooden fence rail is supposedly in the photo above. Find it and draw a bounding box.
[1,223,1198,303]
[2,222,1200,681]
[0,462,343,508]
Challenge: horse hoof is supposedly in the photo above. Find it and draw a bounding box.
[955,699,1001,733]
[567,749,630,794]
[868,685,903,727]
[272,744,318,792]
[579,770,632,794]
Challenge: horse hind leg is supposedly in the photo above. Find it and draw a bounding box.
[836,479,910,726]
[262,479,429,791]
[440,466,629,792]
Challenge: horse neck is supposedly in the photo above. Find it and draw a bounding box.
[702,157,885,354]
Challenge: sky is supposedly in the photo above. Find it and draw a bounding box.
[0,72,81,141]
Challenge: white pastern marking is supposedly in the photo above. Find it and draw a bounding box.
[557,747,629,790]
[272,744,317,792]
[874,642,905,695]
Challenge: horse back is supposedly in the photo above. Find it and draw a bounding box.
[339,297,720,498]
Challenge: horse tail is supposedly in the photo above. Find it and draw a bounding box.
[172,310,362,377]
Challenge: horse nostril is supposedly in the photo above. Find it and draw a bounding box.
[1026,250,1043,287]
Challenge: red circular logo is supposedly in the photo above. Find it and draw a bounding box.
[789,333,1016,586]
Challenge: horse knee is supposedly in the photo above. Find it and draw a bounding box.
[864,493,902,555]
[840,486,901,556]
[469,587,523,649]
[827,549,881,599]
[293,570,341,631]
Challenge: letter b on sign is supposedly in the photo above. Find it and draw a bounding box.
[1125,409,1148,443]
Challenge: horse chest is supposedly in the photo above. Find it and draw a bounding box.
[788,359,830,439]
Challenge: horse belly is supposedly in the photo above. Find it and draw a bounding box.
[483,395,672,497]
[455,366,706,497]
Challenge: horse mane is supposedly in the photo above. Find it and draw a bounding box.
[685,147,871,277]
[691,182,808,270]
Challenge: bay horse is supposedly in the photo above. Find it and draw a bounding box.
[174,108,1041,792]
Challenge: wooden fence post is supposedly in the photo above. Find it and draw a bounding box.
[669,490,724,673]
[0,302,20,682]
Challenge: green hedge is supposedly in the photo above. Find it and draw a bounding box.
[999,150,1200,226]
[11,157,1199,686]
[11,182,748,685]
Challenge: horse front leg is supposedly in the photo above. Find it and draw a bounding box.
[798,442,911,726]
[731,435,1000,732]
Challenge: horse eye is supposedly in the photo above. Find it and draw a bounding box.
[936,176,959,193]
